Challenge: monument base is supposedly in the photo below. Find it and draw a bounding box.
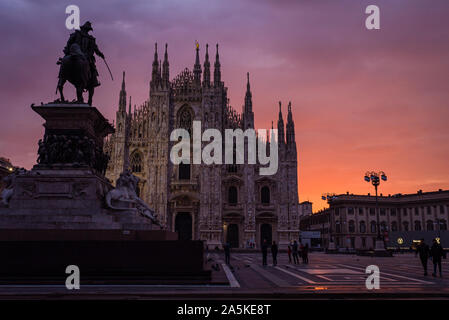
[0,239,211,284]
[0,102,212,284]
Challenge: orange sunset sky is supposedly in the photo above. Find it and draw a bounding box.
[1,0,449,211]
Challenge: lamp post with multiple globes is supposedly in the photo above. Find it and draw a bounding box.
[364,171,388,252]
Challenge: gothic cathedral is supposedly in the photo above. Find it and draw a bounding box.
[105,43,300,249]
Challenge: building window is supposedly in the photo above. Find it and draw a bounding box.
[391,208,397,216]
[403,208,408,216]
[359,208,364,215]
[426,220,434,231]
[362,237,366,248]
[359,221,366,233]
[414,220,422,231]
[369,208,375,216]
[370,221,376,233]
[261,186,270,204]
[380,208,386,216]
[426,207,431,215]
[348,208,354,215]
[179,162,190,180]
[335,208,340,216]
[439,219,447,231]
[228,186,238,204]
[130,151,142,173]
[391,221,398,232]
[414,208,419,216]
[348,220,355,233]
[403,221,409,231]
[440,205,445,214]
[335,222,341,233]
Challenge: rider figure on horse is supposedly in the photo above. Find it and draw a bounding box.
[57,21,105,105]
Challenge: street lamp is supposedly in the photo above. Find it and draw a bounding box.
[364,171,387,252]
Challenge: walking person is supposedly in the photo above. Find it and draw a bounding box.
[292,240,299,264]
[430,239,444,278]
[224,242,231,265]
[416,239,431,276]
[271,241,278,266]
[262,239,268,266]
[302,243,309,264]
[287,243,292,263]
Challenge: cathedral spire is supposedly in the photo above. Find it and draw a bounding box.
[243,72,254,129]
[277,101,285,145]
[214,43,221,86]
[203,43,210,87]
[151,43,160,87]
[162,43,169,85]
[193,41,202,85]
[286,101,295,145]
[119,71,126,112]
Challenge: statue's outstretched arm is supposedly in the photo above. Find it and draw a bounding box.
[93,39,104,59]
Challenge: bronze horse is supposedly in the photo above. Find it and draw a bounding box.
[57,43,94,105]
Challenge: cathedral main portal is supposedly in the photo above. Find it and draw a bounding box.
[175,212,192,240]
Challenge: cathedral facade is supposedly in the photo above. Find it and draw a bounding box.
[105,43,300,249]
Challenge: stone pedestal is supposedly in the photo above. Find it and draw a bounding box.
[0,103,212,284]
[32,103,114,152]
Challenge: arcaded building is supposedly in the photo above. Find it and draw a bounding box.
[105,43,300,249]
[300,190,449,250]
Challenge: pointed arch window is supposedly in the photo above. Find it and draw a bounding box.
[130,151,143,173]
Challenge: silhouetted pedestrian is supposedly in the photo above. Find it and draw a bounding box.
[224,242,230,265]
[299,242,304,261]
[416,239,431,276]
[287,243,292,263]
[302,243,309,264]
[430,239,444,277]
[271,241,278,266]
[292,240,299,264]
[262,239,268,266]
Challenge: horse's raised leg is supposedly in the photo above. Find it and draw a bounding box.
[76,86,84,104]
[88,87,94,106]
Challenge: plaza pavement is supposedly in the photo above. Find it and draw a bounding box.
[1,252,448,299]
